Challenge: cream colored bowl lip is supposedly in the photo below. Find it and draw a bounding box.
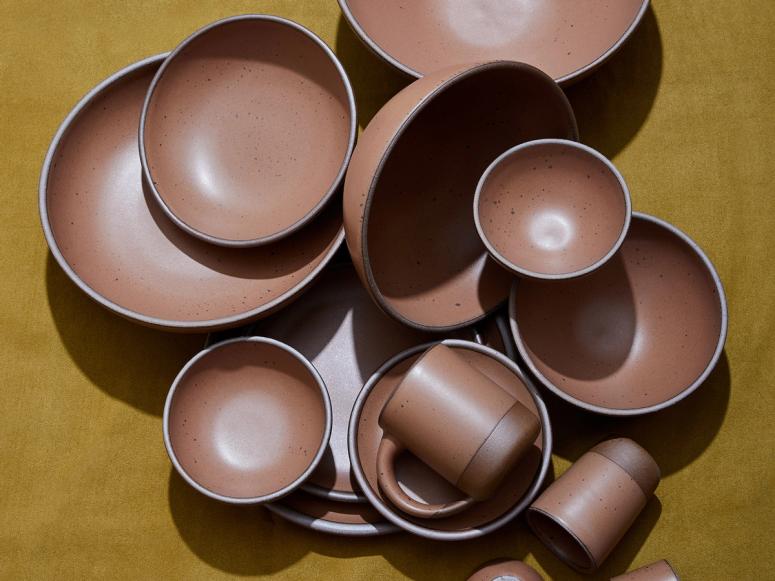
[473,138,632,281]
[162,336,333,505]
[39,53,344,332]
[357,61,579,333]
[509,211,728,416]
[337,0,650,85]
[139,14,357,248]
[347,339,552,541]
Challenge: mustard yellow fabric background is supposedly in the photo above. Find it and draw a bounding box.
[1,1,773,579]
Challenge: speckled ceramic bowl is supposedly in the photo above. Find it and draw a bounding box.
[141,15,356,247]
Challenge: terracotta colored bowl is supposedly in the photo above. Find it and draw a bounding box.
[510,213,727,415]
[348,340,552,540]
[474,139,631,279]
[40,54,343,332]
[141,15,356,247]
[164,337,332,503]
[339,0,649,84]
[468,559,544,581]
[344,61,578,332]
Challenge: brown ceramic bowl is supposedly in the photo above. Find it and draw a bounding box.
[344,61,578,332]
[474,139,631,280]
[339,0,649,84]
[141,15,356,247]
[467,559,544,581]
[40,54,343,332]
[510,212,727,415]
[348,340,552,540]
[163,337,332,504]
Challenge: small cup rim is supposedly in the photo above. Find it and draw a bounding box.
[526,506,598,573]
[139,14,358,248]
[473,138,632,281]
[163,336,333,504]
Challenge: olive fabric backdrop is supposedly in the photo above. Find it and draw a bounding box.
[1,1,773,579]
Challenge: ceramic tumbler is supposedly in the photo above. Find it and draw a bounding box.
[377,343,540,519]
[611,560,679,580]
[527,438,660,573]
[467,559,544,581]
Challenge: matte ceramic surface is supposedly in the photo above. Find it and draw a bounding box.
[475,140,631,279]
[527,438,660,573]
[266,490,399,537]
[40,55,343,332]
[377,344,540,518]
[141,15,356,247]
[344,61,578,332]
[348,340,551,540]
[611,560,680,581]
[163,338,332,503]
[468,559,544,581]
[339,0,649,84]
[510,212,727,415]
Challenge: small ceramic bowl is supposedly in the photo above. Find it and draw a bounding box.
[163,337,332,504]
[141,15,356,247]
[510,212,727,415]
[467,559,544,581]
[475,139,631,280]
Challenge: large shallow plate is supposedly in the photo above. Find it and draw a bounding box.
[40,54,343,332]
[349,340,551,540]
[339,0,649,84]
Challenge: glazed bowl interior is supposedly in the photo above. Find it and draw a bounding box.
[165,338,331,502]
[475,139,630,279]
[511,213,726,414]
[142,16,355,246]
[364,63,578,331]
[40,54,343,332]
[340,0,648,83]
[349,340,551,540]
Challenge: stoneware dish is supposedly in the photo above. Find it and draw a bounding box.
[611,560,680,581]
[377,343,540,518]
[40,54,343,332]
[141,15,356,247]
[344,61,578,332]
[339,0,649,84]
[527,438,660,573]
[266,490,399,537]
[348,340,551,540]
[510,212,727,415]
[474,139,631,280]
[467,559,544,581]
[163,337,332,504]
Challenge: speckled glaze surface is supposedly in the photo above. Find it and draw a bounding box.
[163,337,332,504]
[527,438,660,573]
[467,559,544,581]
[141,15,356,247]
[348,340,552,540]
[339,0,649,84]
[611,559,680,581]
[343,61,578,332]
[266,489,399,536]
[40,54,343,332]
[475,139,631,279]
[510,212,727,414]
[377,344,540,517]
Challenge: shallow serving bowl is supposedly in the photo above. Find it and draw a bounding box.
[510,212,727,415]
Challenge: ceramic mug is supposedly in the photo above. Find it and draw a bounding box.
[611,560,680,581]
[377,343,540,519]
[527,438,661,573]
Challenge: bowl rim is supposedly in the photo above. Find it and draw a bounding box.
[38,52,344,332]
[347,338,553,540]
[139,14,357,248]
[358,61,579,333]
[337,0,650,85]
[473,138,632,281]
[509,211,729,416]
[162,336,333,505]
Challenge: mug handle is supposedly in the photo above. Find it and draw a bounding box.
[376,434,476,519]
